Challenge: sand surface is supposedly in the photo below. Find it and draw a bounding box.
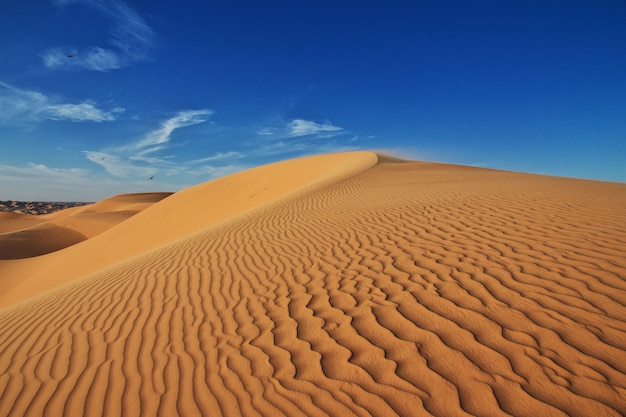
[1,151,625,416]
[0,193,172,260]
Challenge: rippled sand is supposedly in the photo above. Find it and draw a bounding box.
[1,151,625,416]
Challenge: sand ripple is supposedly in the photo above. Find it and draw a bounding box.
[1,153,625,416]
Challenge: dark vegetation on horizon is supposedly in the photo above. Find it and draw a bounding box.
[0,201,92,215]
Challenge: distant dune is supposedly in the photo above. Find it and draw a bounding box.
[0,151,625,416]
[0,193,172,259]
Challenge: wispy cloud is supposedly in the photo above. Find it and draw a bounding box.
[0,81,120,124]
[46,103,118,122]
[104,0,154,58]
[42,0,156,72]
[189,151,244,164]
[41,46,124,72]
[84,151,155,178]
[287,119,344,137]
[256,118,345,139]
[84,109,235,179]
[256,128,275,136]
[128,110,214,154]
[251,118,356,157]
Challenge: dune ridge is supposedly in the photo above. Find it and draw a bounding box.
[0,151,377,308]
[1,151,625,416]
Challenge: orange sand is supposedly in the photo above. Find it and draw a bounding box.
[0,193,172,260]
[0,151,625,416]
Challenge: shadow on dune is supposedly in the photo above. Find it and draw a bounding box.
[0,223,87,259]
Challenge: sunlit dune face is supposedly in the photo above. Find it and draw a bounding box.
[1,152,625,416]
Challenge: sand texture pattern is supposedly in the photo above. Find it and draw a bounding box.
[1,151,625,416]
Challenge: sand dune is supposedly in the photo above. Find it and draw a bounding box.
[0,223,87,260]
[0,151,625,416]
[0,193,172,260]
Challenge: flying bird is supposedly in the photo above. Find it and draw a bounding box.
[149,175,154,180]
[66,54,75,58]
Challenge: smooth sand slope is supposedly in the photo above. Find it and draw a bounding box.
[0,193,172,260]
[1,151,625,416]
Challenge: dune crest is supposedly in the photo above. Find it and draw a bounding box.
[0,152,377,309]
[1,151,625,416]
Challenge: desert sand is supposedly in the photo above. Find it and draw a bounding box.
[0,193,172,260]
[0,151,625,416]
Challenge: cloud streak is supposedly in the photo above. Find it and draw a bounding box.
[46,103,118,122]
[42,0,156,72]
[0,81,120,124]
[130,110,215,153]
[84,151,154,178]
[85,109,218,177]
[287,119,344,137]
[81,110,251,187]
[189,151,244,164]
[256,118,345,140]
[250,118,355,157]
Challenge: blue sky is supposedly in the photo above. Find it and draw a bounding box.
[1,0,625,201]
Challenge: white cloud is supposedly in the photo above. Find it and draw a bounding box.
[81,47,123,71]
[85,109,215,177]
[0,81,119,124]
[81,110,250,188]
[43,0,155,72]
[126,109,214,154]
[39,49,68,70]
[190,151,244,164]
[0,85,47,124]
[84,151,155,178]
[106,0,154,58]
[257,127,275,136]
[251,118,354,156]
[46,103,117,122]
[40,46,123,72]
[287,119,343,137]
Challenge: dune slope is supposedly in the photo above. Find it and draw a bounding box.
[0,192,172,260]
[0,223,87,260]
[0,152,377,309]
[1,152,625,417]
